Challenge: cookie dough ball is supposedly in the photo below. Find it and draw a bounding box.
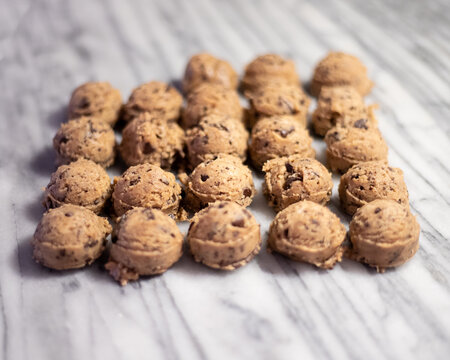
[249,116,316,169]
[348,199,420,272]
[268,201,346,269]
[32,204,111,270]
[263,156,333,212]
[339,161,409,215]
[241,54,300,97]
[112,163,181,217]
[187,201,261,270]
[312,86,375,136]
[53,116,116,167]
[184,155,256,211]
[119,112,184,168]
[68,82,122,127]
[186,115,248,169]
[182,53,238,94]
[325,126,388,173]
[247,84,310,128]
[311,52,374,97]
[182,83,243,128]
[105,208,183,285]
[122,81,183,123]
[43,159,112,214]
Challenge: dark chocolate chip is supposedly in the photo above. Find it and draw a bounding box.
[201,174,209,182]
[278,127,295,138]
[285,163,294,173]
[231,217,245,228]
[374,207,381,214]
[143,142,155,154]
[243,188,252,197]
[354,119,368,129]
[283,174,303,190]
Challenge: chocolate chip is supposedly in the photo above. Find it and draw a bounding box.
[129,178,140,186]
[59,249,66,256]
[160,177,169,185]
[84,240,99,248]
[78,97,90,108]
[201,174,209,182]
[285,163,294,173]
[243,188,252,197]
[143,142,155,154]
[354,119,368,129]
[374,207,381,214]
[144,209,155,220]
[351,174,360,179]
[64,212,73,217]
[231,217,245,227]
[278,127,295,138]
[283,174,303,190]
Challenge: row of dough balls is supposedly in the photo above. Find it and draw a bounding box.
[35,52,420,282]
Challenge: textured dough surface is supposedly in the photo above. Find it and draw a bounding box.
[182,53,238,94]
[311,52,374,96]
[119,112,184,168]
[187,201,261,270]
[348,199,420,272]
[68,81,122,126]
[325,126,388,173]
[43,158,112,214]
[184,155,256,211]
[268,201,346,269]
[263,156,333,211]
[185,114,248,169]
[106,208,183,285]
[112,163,181,217]
[122,81,182,123]
[32,204,111,270]
[241,54,300,97]
[249,116,315,169]
[182,83,243,129]
[247,84,310,128]
[53,116,116,167]
[312,86,374,136]
[339,161,409,215]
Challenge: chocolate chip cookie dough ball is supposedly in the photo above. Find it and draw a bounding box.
[339,161,409,215]
[53,116,116,167]
[122,81,183,123]
[325,126,388,173]
[268,201,346,269]
[105,208,183,285]
[183,155,256,211]
[182,83,243,128]
[187,201,261,270]
[119,113,184,168]
[348,199,420,272]
[263,156,333,212]
[241,54,300,97]
[112,163,181,217]
[43,159,112,214]
[185,115,248,169]
[68,82,122,127]
[311,52,374,97]
[182,53,238,94]
[312,86,375,136]
[32,204,111,270]
[249,116,315,169]
[247,84,310,128]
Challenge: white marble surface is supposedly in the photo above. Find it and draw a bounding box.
[1,0,450,359]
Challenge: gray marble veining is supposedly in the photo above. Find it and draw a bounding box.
[0,0,449,359]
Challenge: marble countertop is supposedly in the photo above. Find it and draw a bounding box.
[1,0,449,359]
